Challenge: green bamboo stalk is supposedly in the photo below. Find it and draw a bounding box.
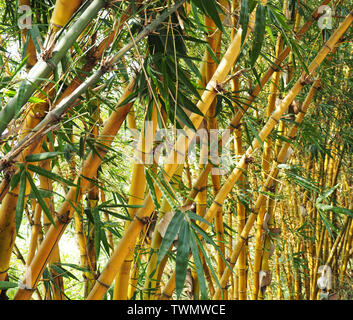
[0,0,106,136]
[0,0,187,172]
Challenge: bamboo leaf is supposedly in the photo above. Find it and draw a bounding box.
[93,207,101,260]
[191,222,233,272]
[26,171,56,228]
[15,170,27,233]
[27,164,76,187]
[175,220,190,298]
[25,152,63,162]
[157,210,184,265]
[249,3,266,66]
[145,169,160,211]
[189,228,208,299]
[193,228,222,295]
[186,210,211,226]
[239,0,249,44]
[50,264,79,281]
[0,281,18,290]
[192,0,224,33]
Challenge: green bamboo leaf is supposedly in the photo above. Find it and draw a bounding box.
[15,170,27,233]
[175,220,190,298]
[176,104,197,131]
[145,170,160,211]
[147,169,178,212]
[318,209,336,238]
[249,4,266,66]
[191,222,233,272]
[157,210,184,265]
[189,228,208,299]
[0,281,18,290]
[93,207,101,260]
[239,0,249,44]
[25,152,63,162]
[193,228,222,295]
[26,171,56,228]
[192,0,224,32]
[50,264,79,281]
[56,262,91,273]
[186,210,211,226]
[178,92,204,116]
[316,185,339,204]
[27,164,76,187]
[10,163,24,190]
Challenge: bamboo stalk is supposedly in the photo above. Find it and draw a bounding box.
[114,107,157,300]
[13,77,137,300]
[86,27,244,300]
[212,77,324,299]
[0,0,106,136]
[212,11,353,298]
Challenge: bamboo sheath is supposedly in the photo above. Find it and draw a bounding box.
[13,78,136,300]
[85,27,244,300]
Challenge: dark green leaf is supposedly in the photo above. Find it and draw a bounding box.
[26,171,56,228]
[249,4,266,66]
[25,152,63,162]
[27,164,76,187]
[15,170,27,233]
[0,281,18,290]
[175,220,190,298]
[189,228,208,299]
[157,210,184,264]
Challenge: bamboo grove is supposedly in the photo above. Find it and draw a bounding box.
[0,0,352,301]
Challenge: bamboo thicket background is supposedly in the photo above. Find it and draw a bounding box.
[0,0,352,300]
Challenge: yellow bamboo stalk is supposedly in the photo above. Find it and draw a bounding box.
[114,107,157,300]
[86,27,244,300]
[212,11,353,297]
[204,9,226,289]
[14,77,137,300]
[212,76,324,299]
[50,0,82,33]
